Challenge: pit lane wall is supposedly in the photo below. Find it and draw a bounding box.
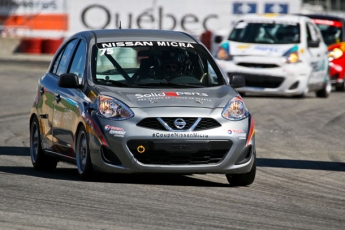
[0,0,301,54]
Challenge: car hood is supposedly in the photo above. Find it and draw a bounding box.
[94,85,238,108]
[222,41,298,57]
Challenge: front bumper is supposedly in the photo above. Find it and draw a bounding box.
[87,107,255,175]
[217,59,312,96]
[329,60,345,85]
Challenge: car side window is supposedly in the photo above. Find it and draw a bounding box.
[69,40,86,84]
[51,48,65,74]
[56,39,79,76]
[311,23,322,42]
[306,23,312,42]
[307,22,320,42]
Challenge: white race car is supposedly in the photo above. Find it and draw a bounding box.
[215,14,331,98]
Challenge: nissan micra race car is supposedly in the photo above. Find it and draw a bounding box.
[29,29,256,186]
[216,14,331,98]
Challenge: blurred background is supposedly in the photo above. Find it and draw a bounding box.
[0,0,344,56]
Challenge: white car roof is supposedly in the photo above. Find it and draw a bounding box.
[235,14,310,24]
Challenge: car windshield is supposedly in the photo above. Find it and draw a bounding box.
[312,19,343,46]
[92,41,224,88]
[229,21,300,44]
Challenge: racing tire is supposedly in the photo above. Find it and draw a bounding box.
[335,82,345,92]
[226,156,256,186]
[315,79,331,98]
[30,116,58,171]
[75,126,94,180]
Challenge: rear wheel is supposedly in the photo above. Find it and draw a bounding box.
[75,126,93,179]
[226,156,256,186]
[30,116,57,170]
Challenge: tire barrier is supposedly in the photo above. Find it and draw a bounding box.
[42,38,64,54]
[20,38,43,54]
[20,38,64,54]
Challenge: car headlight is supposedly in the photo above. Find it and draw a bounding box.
[97,95,134,120]
[285,51,299,63]
[216,42,232,60]
[328,48,343,61]
[217,47,232,60]
[283,46,299,64]
[222,96,249,121]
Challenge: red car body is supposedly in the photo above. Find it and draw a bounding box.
[306,15,345,91]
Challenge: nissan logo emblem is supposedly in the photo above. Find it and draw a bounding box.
[174,118,186,129]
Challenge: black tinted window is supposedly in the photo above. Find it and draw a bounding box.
[69,40,86,84]
[56,39,78,76]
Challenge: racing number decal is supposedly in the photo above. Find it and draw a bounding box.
[99,48,113,56]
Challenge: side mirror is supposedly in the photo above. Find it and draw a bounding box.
[214,35,223,44]
[308,40,320,48]
[58,73,82,88]
[230,75,245,88]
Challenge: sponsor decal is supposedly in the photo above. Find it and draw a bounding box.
[137,97,211,102]
[228,129,246,139]
[236,45,251,50]
[254,46,281,52]
[134,92,211,102]
[135,92,208,98]
[104,125,126,137]
[246,118,255,146]
[100,41,194,48]
[99,41,194,56]
[152,133,208,138]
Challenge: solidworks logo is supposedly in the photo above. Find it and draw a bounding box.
[135,92,208,98]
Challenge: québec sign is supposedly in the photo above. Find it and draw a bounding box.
[69,0,301,36]
[80,4,218,34]
[0,0,301,38]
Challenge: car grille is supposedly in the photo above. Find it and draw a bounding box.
[237,62,279,68]
[228,72,284,88]
[128,140,232,165]
[137,117,221,131]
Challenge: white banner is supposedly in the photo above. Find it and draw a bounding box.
[68,0,301,37]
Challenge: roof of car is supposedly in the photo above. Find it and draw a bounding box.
[235,14,308,23]
[75,29,198,43]
[302,14,345,21]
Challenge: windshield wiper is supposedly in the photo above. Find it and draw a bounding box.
[97,79,129,87]
[136,82,205,88]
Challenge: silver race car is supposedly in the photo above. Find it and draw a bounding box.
[29,29,256,186]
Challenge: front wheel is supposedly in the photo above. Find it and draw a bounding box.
[226,156,256,186]
[315,78,331,98]
[335,81,345,92]
[30,116,57,170]
[75,126,93,180]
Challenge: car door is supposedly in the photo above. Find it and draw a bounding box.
[306,21,328,86]
[53,39,87,157]
[37,44,68,152]
[51,38,79,156]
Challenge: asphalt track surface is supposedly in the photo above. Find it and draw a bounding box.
[0,61,344,230]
